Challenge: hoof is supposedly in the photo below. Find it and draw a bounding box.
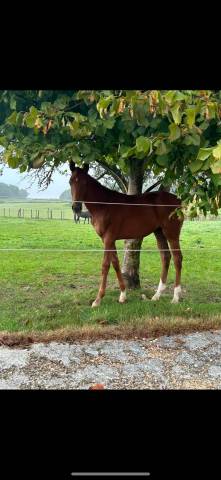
[171,297,179,304]
[141,294,147,301]
[91,300,100,308]
[151,294,160,301]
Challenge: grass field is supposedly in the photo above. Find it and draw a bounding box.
[0,213,221,341]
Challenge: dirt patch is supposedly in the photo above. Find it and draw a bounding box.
[1,319,221,347]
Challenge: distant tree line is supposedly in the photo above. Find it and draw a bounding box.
[59,189,71,201]
[0,182,28,199]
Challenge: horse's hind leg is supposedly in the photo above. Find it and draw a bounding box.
[111,244,126,303]
[162,222,183,303]
[168,238,183,303]
[151,228,171,301]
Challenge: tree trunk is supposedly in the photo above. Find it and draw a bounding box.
[121,160,144,289]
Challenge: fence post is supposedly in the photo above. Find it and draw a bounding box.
[38,210,40,219]
[50,210,53,219]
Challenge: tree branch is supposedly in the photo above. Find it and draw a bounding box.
[96,159,128,193]
[144,179,162,192]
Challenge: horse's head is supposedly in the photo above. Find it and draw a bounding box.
[69,161,89,212]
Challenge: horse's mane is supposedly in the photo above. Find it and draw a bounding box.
[86,173,178,203]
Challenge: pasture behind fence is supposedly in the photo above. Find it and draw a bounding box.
[0,207,73,220]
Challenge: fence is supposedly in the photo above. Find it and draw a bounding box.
[0,207,73,220]
[0,206,221,222]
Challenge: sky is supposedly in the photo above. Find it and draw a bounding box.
[0,164,70,199]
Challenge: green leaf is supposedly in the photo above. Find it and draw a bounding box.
[0,136,7,147]
[213,143,221,161]
[174,91,187,102]
[54,95,69,109]
[207,102,217,119]
[7,155,19,168]
[30,106,38,117]
[211,173,221,186]
[197,147,214,161]
[121,146,136,159]
[201,157,212,171]
[84,152,96,162]
[211,159,221,174]
[10,96,17,110]
[155,141,168,155]
[164,91,176,105]
[25,108,38,128]
[31,151,42,161]
[136,136,150,154]
[189,160,202,173]
[97,96,113,112]
[79,143,91,155]
[72,113,87,123]
[171,103,182,125]
[186,107,196,128]
[7,111,17,125]
[19,164,27,173]
[183,135,195,146]
[169,123,181,141]
[156,155,169,167]
[72,153,81,164]
[190,133,201,146]
[44,144,55,151]
[16,112,24,126]
[103,118,115,129]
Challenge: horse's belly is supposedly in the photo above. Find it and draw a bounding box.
[116,219,157,239]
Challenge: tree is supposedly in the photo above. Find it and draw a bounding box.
[59,189,71,201]
[0,90,221,288]
[0,182,28,199]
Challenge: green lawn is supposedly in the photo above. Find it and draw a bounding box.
[0,216,221,337]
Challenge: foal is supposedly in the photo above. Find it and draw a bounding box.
[69,162,183,307]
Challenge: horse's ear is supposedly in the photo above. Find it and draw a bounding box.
[83,163,89,173]
[69,161,76,172]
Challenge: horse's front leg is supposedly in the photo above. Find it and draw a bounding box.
[92,243,112,308]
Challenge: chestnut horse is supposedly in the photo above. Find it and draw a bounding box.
[69,162,183,307]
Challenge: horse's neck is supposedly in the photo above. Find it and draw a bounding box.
[84,176,111,213]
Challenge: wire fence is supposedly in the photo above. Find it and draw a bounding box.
[0,207,73,220]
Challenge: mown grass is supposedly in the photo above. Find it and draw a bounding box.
[0,216,221,340]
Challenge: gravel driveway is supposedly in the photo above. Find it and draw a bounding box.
[1,330,221,389]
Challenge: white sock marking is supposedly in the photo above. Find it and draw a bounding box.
[119,290,127,303]
[151,279,167,301]
[171,285,182,304]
